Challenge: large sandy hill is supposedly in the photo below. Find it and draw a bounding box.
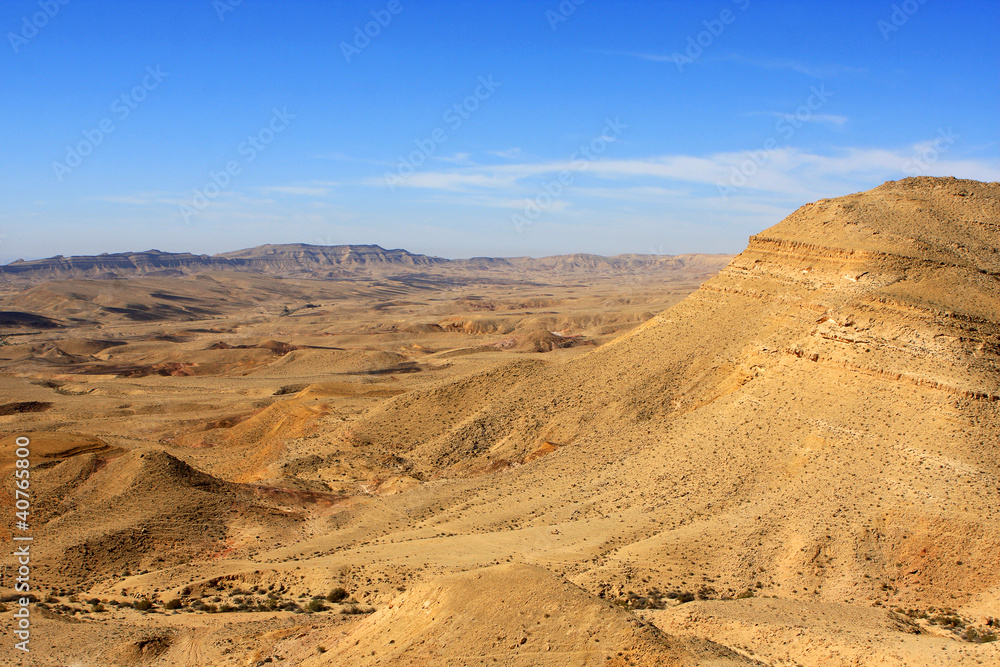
[346,176,1000,611]
[280,564,761,666]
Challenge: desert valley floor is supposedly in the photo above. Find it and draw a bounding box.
[1,177,999,666]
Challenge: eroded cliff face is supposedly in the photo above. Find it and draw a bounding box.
[345,177,1000,611]
[704,176,1000,404]
[572,177,1000,609]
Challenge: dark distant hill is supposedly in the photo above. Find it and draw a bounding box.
[0,244,733,282]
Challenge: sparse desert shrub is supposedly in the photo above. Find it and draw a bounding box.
[133,599,153,611]
[164,599,183,610]
[203,603,218,613]
[91,603,106,613]
[619,590,666,610]
[677,591,696,604]
[317,646,327,653]
[341,604,373,615]
[931,615,965,629]
[327,587,348,603]
[961,626,998,643]
[306,599,326,613]
[697,586,717,600]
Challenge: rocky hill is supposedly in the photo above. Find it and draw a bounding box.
[345,177,1000,613]
[0,243,733,282]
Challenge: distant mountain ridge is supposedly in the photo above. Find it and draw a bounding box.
[0,243,733,282]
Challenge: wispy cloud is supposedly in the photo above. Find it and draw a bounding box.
[421,192,572,212]
[573,186,690,200]
[432,152,475,166]
[368,142,1000,205]
[487,147,523,159]
[367,171,520,192]
[95,191,186,206]
[260,181,340,197]
[725,54,868,78]
[601,50,687,64]
[312,152,390,166]
[601,51,866,78]
[765,111,848,127]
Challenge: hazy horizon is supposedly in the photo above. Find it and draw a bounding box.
[1,238,744,266]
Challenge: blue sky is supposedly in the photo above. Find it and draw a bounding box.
[1,0,998,262]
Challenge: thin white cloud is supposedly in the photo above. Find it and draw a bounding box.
[574,186,690,200]
[602,51,866,78]
[725,54,868,78]
[422,193,571,212]
[260,182,339,197]
[759,111,848,127]
[487,147,523,159]
[601,50,688,64]
[95,191,185,206]
[312,152,390,166]
[432,152,475,166]
[369,142,1000,204]
[366,171,521,191]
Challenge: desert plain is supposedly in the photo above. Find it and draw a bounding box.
[0,176,999,666]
